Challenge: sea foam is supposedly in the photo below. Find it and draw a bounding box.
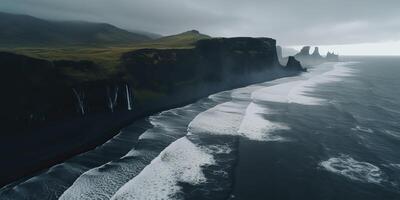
[320,154,384,184]
[188,101,246,136]
[252,62,357,106]
[238,103,290,141]
[110,137,214,200]
[188,82,293,142]
[59,100,212,200]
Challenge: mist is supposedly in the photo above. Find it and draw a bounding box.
[1,0,400,48]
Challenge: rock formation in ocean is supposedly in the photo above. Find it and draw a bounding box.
[293,46,339,66]
[311,47,323,59]
[297,46,311,56]
[285,56,306,71]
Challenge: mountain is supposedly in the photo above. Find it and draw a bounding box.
[0,12,152,47]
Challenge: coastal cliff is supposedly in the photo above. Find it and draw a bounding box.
[0,37,304,186]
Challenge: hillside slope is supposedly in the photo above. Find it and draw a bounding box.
[3,30,213,81]
[0,12,151,47]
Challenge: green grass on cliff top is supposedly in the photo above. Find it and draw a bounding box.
[2,30,211,78]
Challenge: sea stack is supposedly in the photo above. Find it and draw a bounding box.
[297,46,311,56]
[285,56,306,71]
[311,47,323,59]
[294,46,339,66]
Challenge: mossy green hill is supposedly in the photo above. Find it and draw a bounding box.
[2,30,211,82]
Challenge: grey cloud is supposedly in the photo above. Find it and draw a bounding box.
[1,0,399,45]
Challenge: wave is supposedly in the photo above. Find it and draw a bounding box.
[388,164,400,170]
[351,125,375,134]
[110,137,214,200]
[320,154,384,184]
[0,122,150,200]
[59,89,230,200]
[252,62,358,106]
[188,101,246,137]
[384,129,400,139]
[108,82,292,199]
[188,83,293,142]
[238,103,290,141]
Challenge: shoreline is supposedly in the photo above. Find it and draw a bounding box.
[0,70,301,188]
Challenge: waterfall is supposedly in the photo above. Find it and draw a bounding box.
[126,84,133,111]
[72,88,86,116]
[107,85,119,112]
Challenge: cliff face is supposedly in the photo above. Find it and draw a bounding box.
[2,37,303,132]
[122,37,282,92]
[0,37,304,186]
[0,52,134,132]
[1,52,70,128]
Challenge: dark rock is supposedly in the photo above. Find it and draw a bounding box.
[285,56,306,71]
[123,37,282,90]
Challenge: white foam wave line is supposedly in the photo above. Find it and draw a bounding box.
[188,96,288,142]
[388,164,400,169]
[252,62,357,105]
[187,101,246,137]
[320,154,384,184]
[59,89,237,200]
[110,137,214,200]
[109,81,298,199]
[351,125,374,134]
[59,113,189,200]
[238,102,290,141]
[384,130,400,139]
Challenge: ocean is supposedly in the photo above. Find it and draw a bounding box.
[1,57,400,200]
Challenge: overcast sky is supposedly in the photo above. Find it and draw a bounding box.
[2,0,400,52]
